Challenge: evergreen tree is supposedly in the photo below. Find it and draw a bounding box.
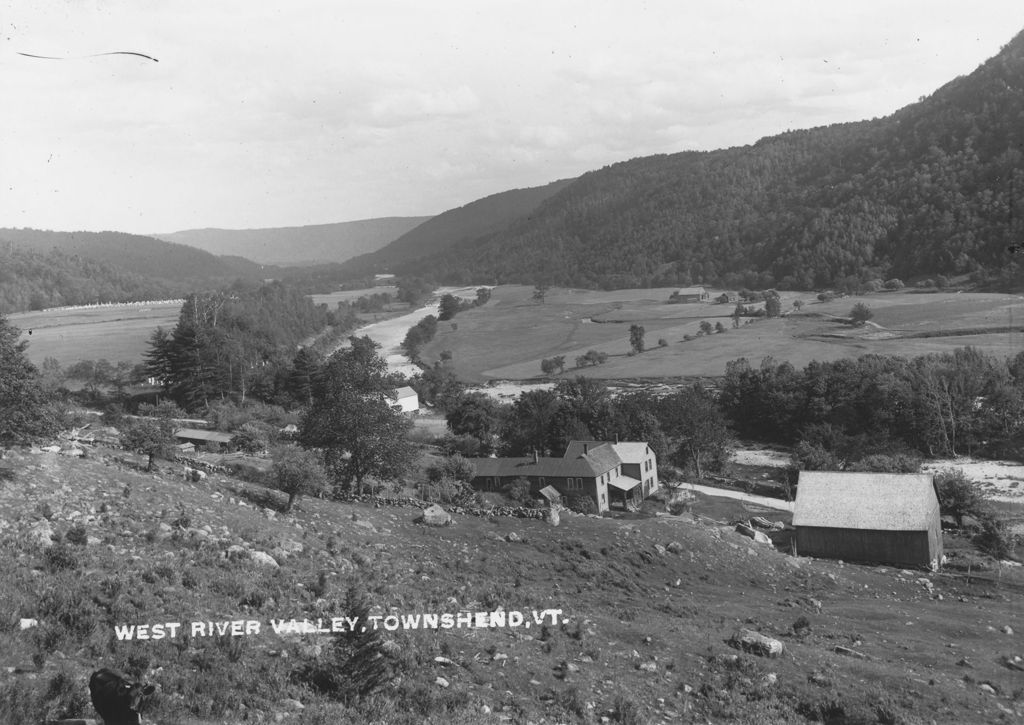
[0,316,62,444]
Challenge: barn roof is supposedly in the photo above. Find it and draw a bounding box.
[674,287,706,295]
[793,471,939,531]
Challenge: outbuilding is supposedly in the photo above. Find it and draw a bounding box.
[793,471,942,569]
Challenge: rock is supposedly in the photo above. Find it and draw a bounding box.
[250,551,280,568]
[19,618,38,630]
[415,504,452,527]
[546,507,560,527]
[505,532,521,543]
[654,544,667,556]
[1002,625,1014,635]
[279,698,304,710]
[979,683,997,695]
[435,676,450,688]
[27,520,55,549]
[666,541,684,554]
[435,656,455,666]
[728,628,784,658]
[637,662,657,672]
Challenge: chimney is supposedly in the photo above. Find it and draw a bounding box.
[532,449,539,464]
[614,433,620,444]
[583,442,589,454]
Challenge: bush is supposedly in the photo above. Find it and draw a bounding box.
[567,495,597,515]
[504,477,531,502]
[974,510,1014,559]
[657,338,668,347]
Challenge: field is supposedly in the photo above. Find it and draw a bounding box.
[8,303,183,367]
[1,445,1022,723]
[309,286,399,306]
[419,286,1024,382]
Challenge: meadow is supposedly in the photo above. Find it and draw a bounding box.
[420,286,1024,382]
[8,303,182,367]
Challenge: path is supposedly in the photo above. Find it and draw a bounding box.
[677,483,794,512]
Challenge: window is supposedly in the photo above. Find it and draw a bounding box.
[601,493,606,504]
[567,478,581,491]
[539,477,545,486]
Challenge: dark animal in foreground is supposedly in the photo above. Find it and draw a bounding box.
[89,668,155,725]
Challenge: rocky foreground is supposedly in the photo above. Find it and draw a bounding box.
[1,446,1022,724]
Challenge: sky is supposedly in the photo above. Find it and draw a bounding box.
[3,1,1024,235]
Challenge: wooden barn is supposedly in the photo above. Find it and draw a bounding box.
[793,471,943,569]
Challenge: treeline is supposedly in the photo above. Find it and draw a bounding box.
[395,30,1024,291]
[720,347,1024,463]
[144,281,342,411]
[0,246,182,313]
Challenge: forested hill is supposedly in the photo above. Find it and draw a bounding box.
[339,179,575,276]
[156,216,432,266]
[0,229,285,313]
[402,29,1024,290]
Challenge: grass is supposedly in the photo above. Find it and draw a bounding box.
[419,286,1024,381]
[0,443,1022,723]
[8,303,181,367]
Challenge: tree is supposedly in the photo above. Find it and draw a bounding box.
[539,355,566,375]
[850,302,874,325]
[714,322,726,334]
[793,299,804,311]
[532,284,550,303]
[120,418,176,471]
[629,324,645,353]
[501,388,562,456]
[299,341,415,494]
[270,445,327,512]
[657,385,731,478]
[765,294,782,318]
[438,294,461,321]
[475,287,492,306]
[232,422,271,454]
[504,477,532,502]
[699,321,713,336]
[0,316,62,445]
[934,469,986,527]
[446,392,505,449]
[426,453,476,484]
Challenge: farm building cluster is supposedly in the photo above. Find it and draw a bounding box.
[467,440,659,513]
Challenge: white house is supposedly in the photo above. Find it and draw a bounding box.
[392,386,420,414]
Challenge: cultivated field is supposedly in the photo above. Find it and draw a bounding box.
[8,303,182,367]
[309,285,399,306]
[419,286,1024,382]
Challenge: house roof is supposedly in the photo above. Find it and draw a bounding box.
[470,446,621,479]
[610,442,652,463]
[394,386,417,399]
[174,428,234,444]
[674,287,706,295]
[793,472,939,531]
[565,440,653,465]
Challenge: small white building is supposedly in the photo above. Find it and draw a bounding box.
[392,386,420,414]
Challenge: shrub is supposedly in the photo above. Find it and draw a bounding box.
[974,510,1014,559]
[64,523,88,546]
[567,495,597,515]
[935,469,987,527]
[657,338,668,347]
[503,477,531,502]
[43,543,79,572]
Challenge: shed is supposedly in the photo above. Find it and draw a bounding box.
[174,428,234,451]
[793,471,942,569]
[538,485,562,506]
[391,386,420,414]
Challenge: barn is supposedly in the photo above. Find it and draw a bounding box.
[668,286,709,303]
[793,471,943,569]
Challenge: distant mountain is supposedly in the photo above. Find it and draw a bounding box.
[156,217,433,266]
[402,30,1024,290]
[339,179,575,277]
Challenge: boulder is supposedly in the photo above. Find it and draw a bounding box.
[728,628,784,658]
[415,504,452,527]
[27,520,55,549]
[250,551,280,568]
[735,523,773,545]
[546,507,560,527]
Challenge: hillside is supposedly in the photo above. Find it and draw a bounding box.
[1,446,1022,723]
[339,179,575,279]
[402,29,1024,291]
[157,217,433,266]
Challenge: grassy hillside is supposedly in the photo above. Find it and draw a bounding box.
[340,179,575,279]
[157,217,433,267]
[1,446,1021,724]
[406,29,1024,292]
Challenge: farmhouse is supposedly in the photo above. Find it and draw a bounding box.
[390,386,420,414]
[793,471,943,569]
[173,428,233,452]
[668,286,709,303]
[468,440,657,513]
